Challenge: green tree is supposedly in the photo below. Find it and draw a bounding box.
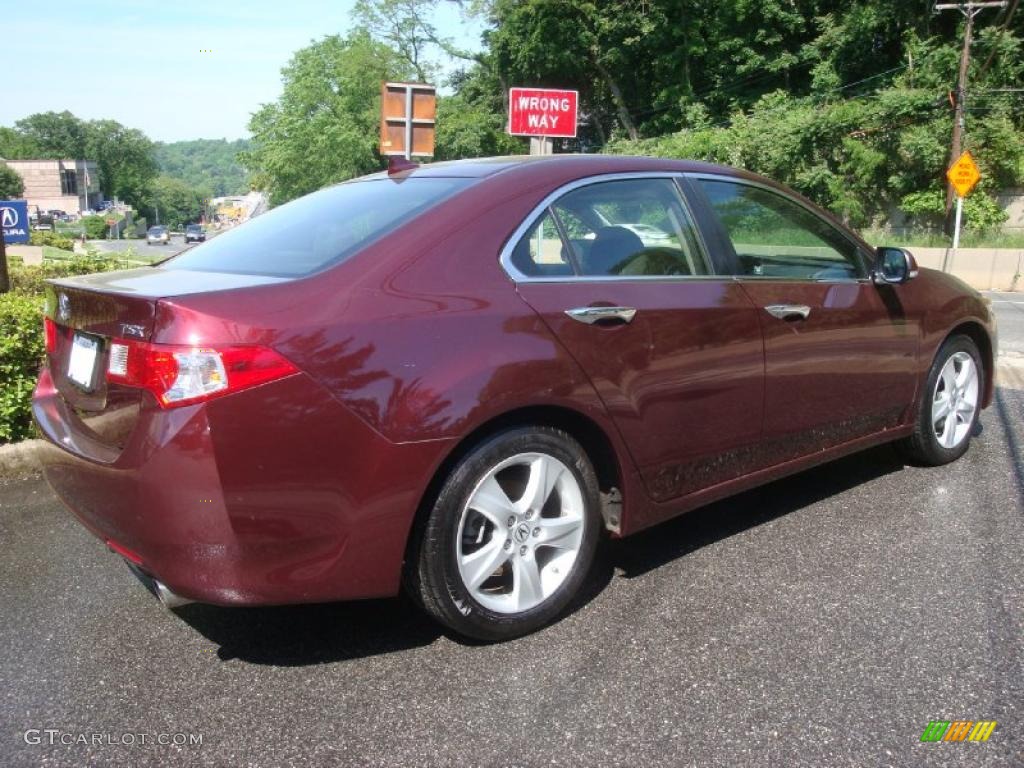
[0,163,23,198]
[154,139,251,196]
[0,127,40,160]
[14,111,88,158]
[243,30,414,204]
[85,120,159,208]
[354,0,440,81]
[141,176,208,229]
[435,64,525,159]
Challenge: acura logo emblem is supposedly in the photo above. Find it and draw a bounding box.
[0,207,18,228]
[58,293,71,322]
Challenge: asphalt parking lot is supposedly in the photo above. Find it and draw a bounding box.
[1,296,1022,767]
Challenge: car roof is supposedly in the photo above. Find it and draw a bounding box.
[362,153,752,181]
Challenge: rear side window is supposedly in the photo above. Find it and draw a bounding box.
[165,178,471,277]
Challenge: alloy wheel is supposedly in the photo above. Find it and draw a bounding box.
[932,350,979,449]
[456,452,586,614]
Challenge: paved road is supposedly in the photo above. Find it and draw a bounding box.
[989,291,1024,363]
[93,235,196,263]
[1,300,1022,767]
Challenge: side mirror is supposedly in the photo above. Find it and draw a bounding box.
[873,247,918,285]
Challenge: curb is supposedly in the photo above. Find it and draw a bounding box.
[0,439,43,478]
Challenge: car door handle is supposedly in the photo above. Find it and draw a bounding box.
[565,306,637,325]
[764,304,811,321]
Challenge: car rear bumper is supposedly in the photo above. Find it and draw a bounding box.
[33,367,452,606]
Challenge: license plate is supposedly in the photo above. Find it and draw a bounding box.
[67,332,100,391]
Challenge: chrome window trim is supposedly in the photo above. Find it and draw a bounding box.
[682,172,873,281]
[498,172,712,283]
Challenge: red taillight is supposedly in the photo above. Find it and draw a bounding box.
[43,317,57,354]
[106,339,298,407]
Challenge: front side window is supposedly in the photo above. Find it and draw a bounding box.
[697,179,864,280]
[508,178,708,279]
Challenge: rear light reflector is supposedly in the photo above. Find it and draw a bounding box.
[106,339,298,407]
[44,317,57,354]
[106,538,144,566]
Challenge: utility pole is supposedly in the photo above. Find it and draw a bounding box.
[934,1,1007,234]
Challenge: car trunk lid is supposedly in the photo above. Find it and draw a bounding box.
[42,267,288,449]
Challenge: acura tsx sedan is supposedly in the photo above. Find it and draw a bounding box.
[34,155,997,641]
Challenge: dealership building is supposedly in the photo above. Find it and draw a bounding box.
[2,158,100,215]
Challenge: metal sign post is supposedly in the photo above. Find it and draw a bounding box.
[952,195,965,251]
[529,137,553,156]
[943,150,982,272]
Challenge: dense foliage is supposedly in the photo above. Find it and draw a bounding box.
[241,0,1023,231]
[143,176,207,228]
[0,162,24,198]
[0,292,44,443]
[29,231,75,250]
[154,139,251,197]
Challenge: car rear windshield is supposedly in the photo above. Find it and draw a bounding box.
[164,177,471,278]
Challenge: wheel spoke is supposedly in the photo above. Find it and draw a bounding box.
[470,475,516,528]
[956,399,975,422]
[939,360,957,394]
[537,514,584,549]
[512,556,544,611]
[939,410,957,448]
[954,356,974,389]
[519,455,562,514]
[932,393,952,423]
[461,538,508,590]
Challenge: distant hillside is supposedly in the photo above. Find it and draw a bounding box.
[154,138,251,196]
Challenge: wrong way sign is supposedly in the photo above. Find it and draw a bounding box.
[508,87,578,138]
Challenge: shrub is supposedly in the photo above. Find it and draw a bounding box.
[81,215,110,240]
[9,256,121,296]
[0,292,45,442]
[29,230,76,251]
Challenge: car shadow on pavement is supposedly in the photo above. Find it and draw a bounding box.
[994,386,1024,505]
[177,593,443,665]
[604,443,907,581]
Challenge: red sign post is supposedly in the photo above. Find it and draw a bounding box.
[508,87,579,138]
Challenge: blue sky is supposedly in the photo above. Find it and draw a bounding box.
[0,0,483,143]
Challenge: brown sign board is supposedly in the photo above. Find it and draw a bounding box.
[380,82,436,158]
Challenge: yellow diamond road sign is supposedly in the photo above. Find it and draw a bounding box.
[947,150,981,198]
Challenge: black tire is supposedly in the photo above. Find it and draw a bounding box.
[406,426,601,642]
[900,334,983,466]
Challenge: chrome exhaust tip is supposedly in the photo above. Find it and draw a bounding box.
[153,579,195,610]
[126,562,195,610]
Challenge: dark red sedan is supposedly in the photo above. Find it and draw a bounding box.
[34,155,997,641]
